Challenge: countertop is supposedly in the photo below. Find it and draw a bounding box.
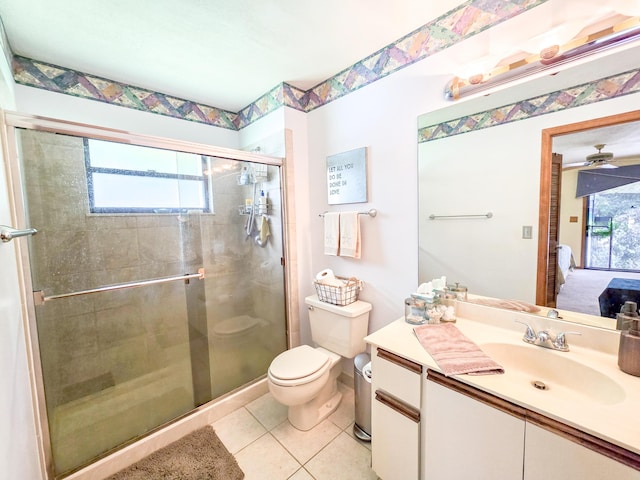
[364,302,640,456]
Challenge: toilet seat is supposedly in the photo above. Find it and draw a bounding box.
[268,345,330,387]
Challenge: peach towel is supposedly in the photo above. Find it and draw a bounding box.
[339,211,361,258]
[413,323,504,376]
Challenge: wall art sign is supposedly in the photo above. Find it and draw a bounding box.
[326,147,368,205]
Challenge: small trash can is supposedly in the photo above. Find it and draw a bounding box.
[353,352,372,441]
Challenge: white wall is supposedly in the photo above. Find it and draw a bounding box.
[0,144,43,480]
[15,85,239,148]
[303,63,445,340]
[0,34,44,480]
[559,168,584,267]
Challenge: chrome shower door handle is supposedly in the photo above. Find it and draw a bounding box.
[0,225,38,243]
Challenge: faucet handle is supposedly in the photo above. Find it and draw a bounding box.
[553,331,582,351]
[514,320,537,343]
[536,330,551,343]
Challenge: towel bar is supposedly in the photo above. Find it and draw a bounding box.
[319,209,377,217]
[429,212,492,220]
[33,268,206,305]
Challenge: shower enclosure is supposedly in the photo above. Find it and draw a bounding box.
[3,115,287,478]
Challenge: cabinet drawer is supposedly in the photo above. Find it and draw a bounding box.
[372,347,422,409]
[372,390,420,480]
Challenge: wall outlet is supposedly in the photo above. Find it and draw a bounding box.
[522,225,533,239]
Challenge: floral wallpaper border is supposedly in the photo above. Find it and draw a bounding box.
[418,68,640,143]
[13,0,548,130]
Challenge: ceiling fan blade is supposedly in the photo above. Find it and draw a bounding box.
[564,161,589,168]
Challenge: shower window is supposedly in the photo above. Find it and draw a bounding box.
[85,138,212,213]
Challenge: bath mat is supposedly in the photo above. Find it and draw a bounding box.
[105,426,244,480]
[414,323,504,376]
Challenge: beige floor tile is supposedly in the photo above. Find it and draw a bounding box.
[271,418,341,464]
[246,392,288,430]
[235,433,300,480]
[288,468,315,480]
[328,383,355,430]
[211,407,266,454]
[305,431,377,480]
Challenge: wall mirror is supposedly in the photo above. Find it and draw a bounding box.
[418,45,640,330]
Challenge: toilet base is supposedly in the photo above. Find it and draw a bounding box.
[288,384,342,431]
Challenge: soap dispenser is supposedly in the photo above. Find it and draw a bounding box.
[618,301,640,376]
[257,190,267,215]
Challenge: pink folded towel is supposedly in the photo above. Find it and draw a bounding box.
[413,323,504,376]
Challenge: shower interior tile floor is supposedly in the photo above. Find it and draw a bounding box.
[212,382,379,480]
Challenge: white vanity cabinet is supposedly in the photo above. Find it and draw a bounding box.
[365,318,640,480]
[524,417,640,480]
[371,347,423,480]
[424,370,526,480]
[424,370,640,480]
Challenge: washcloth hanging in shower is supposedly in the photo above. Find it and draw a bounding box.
[339,211,360,258]
[259,215,270,243]
[324,212,340,255]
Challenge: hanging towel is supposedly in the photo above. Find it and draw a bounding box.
[324,212,340,255]
[259,215,271,243]
[339,211,361,258]
[413,323,504,376]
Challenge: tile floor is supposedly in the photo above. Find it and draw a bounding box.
[212,382,379,480]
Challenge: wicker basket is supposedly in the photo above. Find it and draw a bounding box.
[313,276,362,306]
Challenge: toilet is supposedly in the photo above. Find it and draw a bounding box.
[268,294,372,431]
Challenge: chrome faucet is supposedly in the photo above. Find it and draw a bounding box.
[514,320,581,352]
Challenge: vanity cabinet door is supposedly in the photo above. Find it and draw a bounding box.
[372,390,420,480]
[524,421,640,480]
[371,347,422,480]
[424,371,526,480]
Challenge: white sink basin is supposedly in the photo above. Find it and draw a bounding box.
[480,342,626,405]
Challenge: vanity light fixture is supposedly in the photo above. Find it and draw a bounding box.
[444,16,640,101]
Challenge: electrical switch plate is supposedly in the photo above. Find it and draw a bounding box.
[522,226,533,239]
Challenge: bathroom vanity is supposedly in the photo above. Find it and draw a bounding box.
[365,301,640,480]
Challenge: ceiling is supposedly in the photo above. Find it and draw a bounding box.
[0,0,465,112]
[553,121,640,167]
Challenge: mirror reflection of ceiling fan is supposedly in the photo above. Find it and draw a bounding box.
[565,144,618,169]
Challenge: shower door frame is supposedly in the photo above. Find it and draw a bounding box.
[1,111,290,479]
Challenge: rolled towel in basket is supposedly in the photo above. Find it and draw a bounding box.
[315,269,345,287]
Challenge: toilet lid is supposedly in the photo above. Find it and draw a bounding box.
[269,345,329,381]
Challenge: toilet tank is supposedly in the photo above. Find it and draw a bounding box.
[305,295,372,357]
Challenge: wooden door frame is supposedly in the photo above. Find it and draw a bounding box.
[536,109,640,306]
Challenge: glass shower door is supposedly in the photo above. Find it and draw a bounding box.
[16,128,209,474]
[11,126,287,476]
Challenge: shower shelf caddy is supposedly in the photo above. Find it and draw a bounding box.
[237,163,268,185]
